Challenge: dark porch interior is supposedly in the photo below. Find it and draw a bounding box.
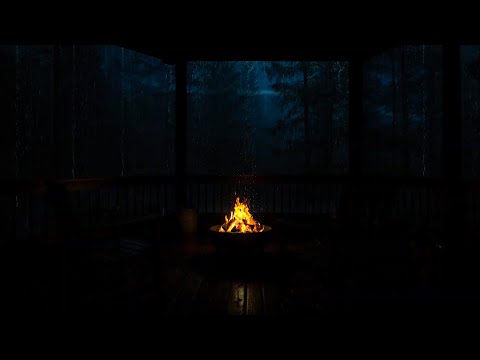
[2,43,480,317]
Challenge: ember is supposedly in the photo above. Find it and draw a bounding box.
[218,197,265,233]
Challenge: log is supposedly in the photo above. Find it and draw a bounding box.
[226,219,237,232]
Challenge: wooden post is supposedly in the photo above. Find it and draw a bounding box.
[0,50,16,242]
[442,42,464,248]
[46,182,72,246]
[175,60,187,211]
[348,58,364,178]
[53,45,61,179]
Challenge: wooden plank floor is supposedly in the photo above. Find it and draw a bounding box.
[53,234,334,316]
[15,216,461,317]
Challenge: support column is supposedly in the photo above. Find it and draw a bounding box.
[52,45,61,179]
[175,60,187,211]
[348,58,364,177]
[442,42,464,248]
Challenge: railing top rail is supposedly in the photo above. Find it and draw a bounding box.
[186,175,448,186]
[0,174,456,195]
[0,175,176,195]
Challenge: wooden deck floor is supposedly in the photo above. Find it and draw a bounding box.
[64,236,336,316]
[12,215,478,317]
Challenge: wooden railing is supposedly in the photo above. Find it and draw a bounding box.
[0,176,176,244]
[186,175,448,230]
[2,174,475,244]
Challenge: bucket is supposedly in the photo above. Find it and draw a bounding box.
[178,208,198,234]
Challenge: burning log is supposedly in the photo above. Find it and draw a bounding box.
[217,197,265,233]
[226,219,237,232]
[254,222,264,233]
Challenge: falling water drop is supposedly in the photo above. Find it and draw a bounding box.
[422,45,427,177]
[72,45,76,179]
[15,45,20,209]
[121,47,125,177]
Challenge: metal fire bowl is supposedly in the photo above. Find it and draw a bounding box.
[209,225,272,253]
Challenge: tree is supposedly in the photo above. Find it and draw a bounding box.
[364,45,442,176]
[188,61,258,175]
[464,47,480,177]
[265,61,348,173]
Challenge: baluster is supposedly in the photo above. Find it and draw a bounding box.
[107,186,111,212]
[205,184,208,213]
[142,184,146,215]
[425,187,430,226]
[197,183,200,212]
[96,188,101,225]
[12,194,17,242]
[474,191,477,227]
[281,183,284,215]
[28,192,33,241]
[137,185,141,216]
[421,188,426,225]
[213,183,216,213]
[76,191,81,217]
[88,191,93,228]
[411,189,415,223]
[220,183,224,213]
[132,186,137,217]
[304,184,308,214]
[266,184,269,213]
[148,183,152,214]
[44,192,49,243]
[273,184,276,213]
[164,184,168,215]
[289,184,293,213]
[114,184,119,213]
[312,183,316,214]
[474,192,477,226]
[125,185,130,218]
[335,184,339,213]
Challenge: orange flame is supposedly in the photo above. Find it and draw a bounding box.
[218,197,264,233]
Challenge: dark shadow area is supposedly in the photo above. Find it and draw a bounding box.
[187,253,305,282]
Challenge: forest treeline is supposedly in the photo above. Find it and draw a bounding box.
[1,45,479,179]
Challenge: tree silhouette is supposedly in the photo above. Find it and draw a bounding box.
[265,61,348,172]
[188,61,258,175]
[364,46,442,176]
[464,47,480,177]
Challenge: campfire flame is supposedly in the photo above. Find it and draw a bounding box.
[218,197,264,233]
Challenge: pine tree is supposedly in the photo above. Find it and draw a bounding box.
[265,61,347,173]
[188,61,258,175]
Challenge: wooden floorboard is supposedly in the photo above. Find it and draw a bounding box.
[210,279,233,315]
[169,269,203,315]
[159,265,190,314]
[246,282,264,315]
[262,281,284,315]
[191,277,218,314]
[228,281,247,315]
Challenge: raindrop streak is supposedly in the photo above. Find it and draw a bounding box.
[121,47,125,176]
[72,45,76,179]
[422,45,427,177]
[15,45,20,209]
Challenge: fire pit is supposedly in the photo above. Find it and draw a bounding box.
[210,197,272,254]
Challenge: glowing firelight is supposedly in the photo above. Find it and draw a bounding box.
[218,197,264,233]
